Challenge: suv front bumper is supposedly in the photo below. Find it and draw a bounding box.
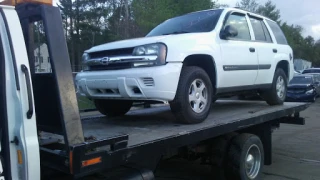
[75,63,182,102]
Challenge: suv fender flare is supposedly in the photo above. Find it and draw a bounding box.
[182,54,218,93]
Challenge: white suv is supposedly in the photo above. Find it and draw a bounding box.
[75,8,294,124]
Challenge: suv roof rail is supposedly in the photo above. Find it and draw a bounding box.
[232,7,271,20]
[232,7,255,14]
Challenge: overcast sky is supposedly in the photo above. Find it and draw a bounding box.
[52,0,319,40]
[221,0,320,40]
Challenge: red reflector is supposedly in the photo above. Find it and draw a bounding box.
[81,157,102,167]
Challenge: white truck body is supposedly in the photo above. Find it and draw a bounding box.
[0,5,40,180]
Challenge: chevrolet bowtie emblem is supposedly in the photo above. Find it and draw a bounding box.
[100,57,110,65]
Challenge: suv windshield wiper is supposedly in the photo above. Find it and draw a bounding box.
[162,31,190,35]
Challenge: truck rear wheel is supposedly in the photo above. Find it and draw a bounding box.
[94,99,133,117]
[170,66,213,124]
[225,134,264,180]
[262,68,287,105]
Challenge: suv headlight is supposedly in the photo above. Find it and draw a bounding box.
[82,53,90,62]
[306,89,314,95]
[82,53,90,71]
[132,43,167,66]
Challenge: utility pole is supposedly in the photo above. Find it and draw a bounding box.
[37,23,41,72]
[124,0,129,38]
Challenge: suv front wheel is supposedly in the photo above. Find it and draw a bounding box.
[261,68,287,105]
[170,66,213,124]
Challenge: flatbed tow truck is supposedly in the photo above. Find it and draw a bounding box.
[0,1,309,180]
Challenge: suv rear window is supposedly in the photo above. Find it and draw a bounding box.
[266,20,288,45]
[249,17,272,42]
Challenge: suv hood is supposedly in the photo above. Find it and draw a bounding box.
[86,36,167,53]
[85,33,213,53]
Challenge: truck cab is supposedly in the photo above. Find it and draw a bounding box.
[0,4,40,180]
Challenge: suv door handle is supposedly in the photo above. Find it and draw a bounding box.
[21,65,34,119]
[249,47,255,52]
[273,49,278,53]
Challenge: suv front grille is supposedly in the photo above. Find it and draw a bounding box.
[89,63,132,71]
[89,48,134,59]
[287,88,306,94]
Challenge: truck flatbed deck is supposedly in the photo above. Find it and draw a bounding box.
[81,100,308,147]
[41,100,308,179]
[40,100,308,179]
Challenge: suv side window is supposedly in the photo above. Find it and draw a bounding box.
[224,13,251,41]
[249,17,272,42]
[261,20,272,42]
[266,20,288,45]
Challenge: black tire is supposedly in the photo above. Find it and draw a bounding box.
[211,132,239,167]
[212,96,218,103]
[94,99,133,117]
[169,66,213,124]
[225,134,264,180]
[210,133,239,180]
[262,68,287,105]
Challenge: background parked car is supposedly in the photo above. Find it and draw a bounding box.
[301,68,320,74]
[286,74,320,102]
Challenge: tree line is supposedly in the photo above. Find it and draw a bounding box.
[236,0,320,67]
[52,0,319,71]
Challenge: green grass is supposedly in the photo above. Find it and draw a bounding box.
[77,96,95,110]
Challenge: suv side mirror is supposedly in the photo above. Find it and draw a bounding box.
[221,25,238,39]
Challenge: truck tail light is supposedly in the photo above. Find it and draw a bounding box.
[82,157,102,167]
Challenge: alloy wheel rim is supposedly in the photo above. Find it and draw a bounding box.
[245,144,261,179]
[276,76,285,99]
[245,144,262,179]
[189,79,208,113]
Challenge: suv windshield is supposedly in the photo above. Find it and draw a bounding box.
[146,9,223,37]
[302,69,320,74]
[290,76,313,84]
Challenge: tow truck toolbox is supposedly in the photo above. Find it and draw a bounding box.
[0,1,309,180]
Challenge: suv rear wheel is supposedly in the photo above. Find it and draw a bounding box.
[170,66,213,124]
[94,99,133,117]
[261,68,287,105]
